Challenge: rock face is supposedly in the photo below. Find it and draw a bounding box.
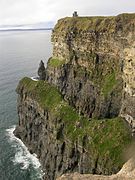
[14,78,132,180]
[14,13,135,180]
[120,44,135,133]
[57,157,135,180]
[46,13,135,122]
[38,60,46,80]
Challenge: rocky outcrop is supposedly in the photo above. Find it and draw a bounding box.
[38,60,46,80]
[57,157,135,180]
[15,13,135,180]
[120,43,135,134]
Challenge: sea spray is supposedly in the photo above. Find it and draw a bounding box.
[6,125,44,179]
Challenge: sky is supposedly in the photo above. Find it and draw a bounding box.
[0,0,135,28]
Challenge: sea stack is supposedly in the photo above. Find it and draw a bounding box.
[38,60,46,80]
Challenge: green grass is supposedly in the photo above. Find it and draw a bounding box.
[62,116,132,168]
[102,71,117,97]
[48,57,66,67]
[55,16,111,32]
[17,77,132,169]
[16,77,63,110]
[87,118,131,164]
[52,13,135,39]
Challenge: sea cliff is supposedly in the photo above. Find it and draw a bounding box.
[46,13,135,121]
[14,13,135,180]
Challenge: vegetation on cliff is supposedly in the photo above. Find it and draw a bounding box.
[102,71,117,97]
[15,13,135,179]
[17,77,132,171]
[54,13,135,34]
[48,57,66,67]
[17,77,63,110]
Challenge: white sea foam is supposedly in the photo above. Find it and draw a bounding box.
[6,125,44,177]
[31,77,39,81]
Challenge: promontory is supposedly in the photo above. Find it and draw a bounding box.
[14,13,135,180]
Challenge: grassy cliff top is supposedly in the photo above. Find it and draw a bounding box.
[17,77,132,169]
[53,13,135,34]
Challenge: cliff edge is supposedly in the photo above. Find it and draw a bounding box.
[14,13,135,180]
[46,13,135,122]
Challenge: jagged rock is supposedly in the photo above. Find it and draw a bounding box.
[57,157,135,180]
[38,60,46,80]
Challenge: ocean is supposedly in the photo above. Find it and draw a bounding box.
[0,30,52,180]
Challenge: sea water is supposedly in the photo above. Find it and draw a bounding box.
[0,30,52,180]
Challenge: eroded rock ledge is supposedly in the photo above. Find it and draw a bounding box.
[57,157,135,180]
[15,13,135,180]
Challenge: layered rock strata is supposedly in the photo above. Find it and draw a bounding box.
[57,157,135,180]
[14,13,135,180]
[46,13,135,123]
[14,78,132,180]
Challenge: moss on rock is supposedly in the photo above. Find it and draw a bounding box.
[102,71,117,97]
[17,77,132,171]
[48,57,66,67]
[53,13,135,35]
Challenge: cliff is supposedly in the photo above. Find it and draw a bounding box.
[57,157,135,180]
[14,77,132,180]
[46,13,135,121]
[14,13,135,180]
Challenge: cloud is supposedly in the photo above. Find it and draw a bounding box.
[0,0,134,26]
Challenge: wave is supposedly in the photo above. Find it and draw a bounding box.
[31,77,39,81]
[6,125,44,178]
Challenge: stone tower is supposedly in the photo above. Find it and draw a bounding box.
[73,11,78,17]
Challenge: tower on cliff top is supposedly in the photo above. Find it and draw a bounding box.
[73,11,78,17]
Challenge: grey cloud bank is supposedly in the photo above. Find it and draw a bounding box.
[0,0,135,28]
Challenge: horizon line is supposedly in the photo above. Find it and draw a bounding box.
[0,28,53,32]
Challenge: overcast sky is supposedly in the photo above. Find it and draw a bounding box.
[0,0,135,27]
